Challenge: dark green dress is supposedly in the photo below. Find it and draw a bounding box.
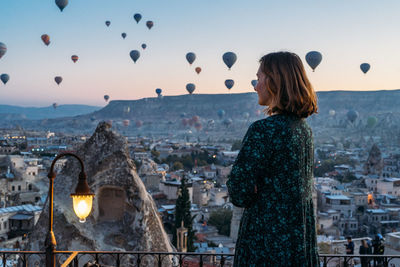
[226,114,319,267]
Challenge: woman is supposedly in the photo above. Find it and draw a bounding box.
[226,51,319,266]
[359,239,372,267]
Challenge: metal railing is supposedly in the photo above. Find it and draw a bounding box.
[1,251,400,267]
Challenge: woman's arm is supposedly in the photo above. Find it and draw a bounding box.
[226,121,270,208]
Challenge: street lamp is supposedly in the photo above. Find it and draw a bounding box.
[45,152,94,267]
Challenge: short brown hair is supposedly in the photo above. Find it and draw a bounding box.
[259,52,318,118]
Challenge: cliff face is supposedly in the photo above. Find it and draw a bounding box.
[29,122,173,265]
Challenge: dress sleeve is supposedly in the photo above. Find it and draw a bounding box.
[226,122,269,208]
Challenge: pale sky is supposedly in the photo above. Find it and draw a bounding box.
[0,0,399,106]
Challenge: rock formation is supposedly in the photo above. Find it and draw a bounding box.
[364,143,383,177]
[28,122,174,266]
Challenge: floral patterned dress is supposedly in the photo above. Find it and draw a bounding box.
[226,114,319,267]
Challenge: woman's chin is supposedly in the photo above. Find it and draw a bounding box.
[258,100,267,106]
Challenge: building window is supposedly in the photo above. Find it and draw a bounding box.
[18,185,21,191]
[12,186,15,191]
[3,221,7,229]
[28,184,32,191]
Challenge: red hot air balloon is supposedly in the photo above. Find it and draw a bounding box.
[195,67,201,74]
[123,120,130,126]
[41,34,50,46]
[54,76,62,85]
[71,55,78,63]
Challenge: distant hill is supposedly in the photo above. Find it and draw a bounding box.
[0,104,101,120]
[91,90,400,119]
[1,90,399,136]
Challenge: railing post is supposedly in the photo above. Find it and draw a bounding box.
[384,256,388,267]
[2,253,6,267]
[199,254,203,267]
[137,254,141,266]
[23,253,28,267]
[74,256,78,267]
[220,255,225,267]
[116,253,120,267]
[158,253,162,267]
[179,254,183,267]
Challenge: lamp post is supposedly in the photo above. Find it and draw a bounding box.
[45,153,94,267]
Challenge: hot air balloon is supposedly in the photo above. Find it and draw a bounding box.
[105,21,111,27]
[251,80,258,88]
[180,113,186,118]
[222,52,237,70]
[329,109,336,116]
[305,51,322,72]
[243,112,250,119]
[223,118,233,127]
[217,109,225,119]
[186,52,196,65]
[71,55,78,63]
[195,67,201,74]
[0,43,6,59]
[367,116,377,128]
[130,50,140,63]
[1,74,9,85]
[121,33,127,39]
[136,120,143,128]
[194,122,202,131]
[192,115,200,124]
[155,88,162,97]
[347,110,358,123]
[41,34,50,46]
[55,0,68,12]
[123,120,130,127]
[54,76,62,85]
[104,95,110,102]
[141,43,147,50]
[360,63,370,74]
[52,103,58,109]
[133,13,142,23]
[146,21,154,30]
[186,83,195,94]
[225,79,234,90]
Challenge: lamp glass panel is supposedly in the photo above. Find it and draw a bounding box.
[72,195,93,223]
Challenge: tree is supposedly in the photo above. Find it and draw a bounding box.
[231,140,242,151]
[173,176,196,252]
[208,208,233,236]
[151,149,160,158]
[172,161,184,171]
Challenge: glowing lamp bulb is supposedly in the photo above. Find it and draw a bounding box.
[71,194,93,223]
